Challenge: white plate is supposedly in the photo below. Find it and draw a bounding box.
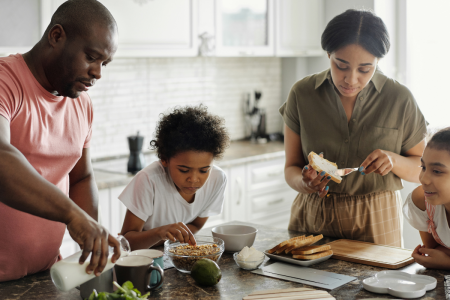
[362,270,437,299]
[264,250,332,267]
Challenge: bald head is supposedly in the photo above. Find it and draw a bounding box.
[44,0,117,40]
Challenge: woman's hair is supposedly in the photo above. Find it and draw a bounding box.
[150,105,230,161]
[321,9,390,58]
[428,127,450,153]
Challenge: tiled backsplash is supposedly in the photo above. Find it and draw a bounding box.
[88,57,283,159]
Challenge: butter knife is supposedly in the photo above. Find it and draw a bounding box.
[334,167,360,177]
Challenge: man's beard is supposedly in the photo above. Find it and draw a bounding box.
[61,81,80,99]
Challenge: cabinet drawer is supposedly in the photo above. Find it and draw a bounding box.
[248,158,286,191]
[249,187,297,220]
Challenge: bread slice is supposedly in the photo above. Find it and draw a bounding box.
[291,245,331,255]
[285,234,323,254]
[307,151,342,184]
[293,250,333,260]
[267,235,306,254]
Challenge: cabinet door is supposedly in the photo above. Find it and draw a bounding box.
[248,187,297,228]
[110,185,128,237]
[0,0,42,55]
[42,0,199,57]
[215,0,275,57]
[275,0,324,57]
[228,165,248,221]
[247,157,286,192]
[204,167,230,228]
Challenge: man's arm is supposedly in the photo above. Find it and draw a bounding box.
[69,148,98,220]
[0,116,120,275]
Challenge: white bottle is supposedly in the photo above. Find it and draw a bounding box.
[51,236,130,291]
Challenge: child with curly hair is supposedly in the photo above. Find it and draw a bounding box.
[119,105,230,250]
[403,127,450,269]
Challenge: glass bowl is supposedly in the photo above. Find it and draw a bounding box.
[233,252,265,270]
[164,236,224,273]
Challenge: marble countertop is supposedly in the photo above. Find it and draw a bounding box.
[93,141,285,189]
[1,221,448,300]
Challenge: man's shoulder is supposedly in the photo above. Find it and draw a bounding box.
[0,55,23,86]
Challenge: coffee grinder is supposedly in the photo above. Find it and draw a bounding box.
[127,131,146,174]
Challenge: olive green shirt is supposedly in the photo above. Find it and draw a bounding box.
[279,68,427,195]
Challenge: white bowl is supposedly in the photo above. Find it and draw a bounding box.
[233,252,265,270]
[211,225,258,252]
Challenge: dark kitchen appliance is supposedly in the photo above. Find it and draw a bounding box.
[127,131,146,174]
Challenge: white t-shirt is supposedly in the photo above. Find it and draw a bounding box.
[119,161,227,231]
[402,192,450,248]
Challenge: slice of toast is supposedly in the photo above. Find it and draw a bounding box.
[285,234,323,254]
[308,151,342,184]
[293,250,333,260]
[267,235,306,254]
[291,245,331,255]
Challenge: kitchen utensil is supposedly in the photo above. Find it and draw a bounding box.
[334,167,359,177]
[114,255,164,292]
[130,249,164,287]
[127,131,145,174]
[211,224,257,252]
[325,239,414,269]
[251,262,356,290]
[362,271,436,298]
[164,236,224,273]
[243,287,334,300]
[233,252,265,270]
[264,250,332,267]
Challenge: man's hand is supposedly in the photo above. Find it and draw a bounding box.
[360,149,394,176]
[156,222,196,246]
[412,244,450,269]
[66,210,121,276]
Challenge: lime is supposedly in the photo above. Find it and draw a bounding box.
[191,258,222,286]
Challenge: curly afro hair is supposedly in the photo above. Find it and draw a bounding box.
[150,105,230,161]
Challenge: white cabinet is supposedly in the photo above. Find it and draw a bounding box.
[205,156,297,229]
[0,0,43,55]
[214,0,275,57]
[275,0,324,57]
[59,185,128,258]
[42,0,199,57]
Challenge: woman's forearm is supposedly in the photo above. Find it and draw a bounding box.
[389,151,421,183]
[285,165,309,194]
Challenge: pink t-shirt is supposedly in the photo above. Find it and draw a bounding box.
[0,54,93,282]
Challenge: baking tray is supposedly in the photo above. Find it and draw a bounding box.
[264,250,332,267]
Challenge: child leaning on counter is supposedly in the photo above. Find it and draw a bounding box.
[403,127,450,269]
[119,105,230,250]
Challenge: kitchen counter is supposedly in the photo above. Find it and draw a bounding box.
[1,221,448,300]
[93,140,285,189]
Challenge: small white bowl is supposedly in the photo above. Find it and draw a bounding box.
[211,225,258,252]
[233,252,265,270]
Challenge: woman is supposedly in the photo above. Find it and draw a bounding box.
[280,9,427,247]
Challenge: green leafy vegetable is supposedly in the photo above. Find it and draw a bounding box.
[85,281,150,300]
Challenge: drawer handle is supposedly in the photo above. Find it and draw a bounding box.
[236,177,243,205]
[268,198,283,206]
[267,170,283,177]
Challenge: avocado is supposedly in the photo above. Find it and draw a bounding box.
[190,258,222,286]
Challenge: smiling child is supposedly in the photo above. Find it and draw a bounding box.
[119,105,229,250]
[403,127,450,269]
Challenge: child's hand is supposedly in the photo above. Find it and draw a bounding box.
[157,222,197,246]
[412,244,450,269]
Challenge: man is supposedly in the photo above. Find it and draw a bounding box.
[0,0,121,282]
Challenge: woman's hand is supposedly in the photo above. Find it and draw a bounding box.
[360,149,394,176]
[299,154,331,198]
[156,222,197,246]
[412,244,450,269]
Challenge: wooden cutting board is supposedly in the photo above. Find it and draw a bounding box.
[326,239,414,269]
[243,287,335,300]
